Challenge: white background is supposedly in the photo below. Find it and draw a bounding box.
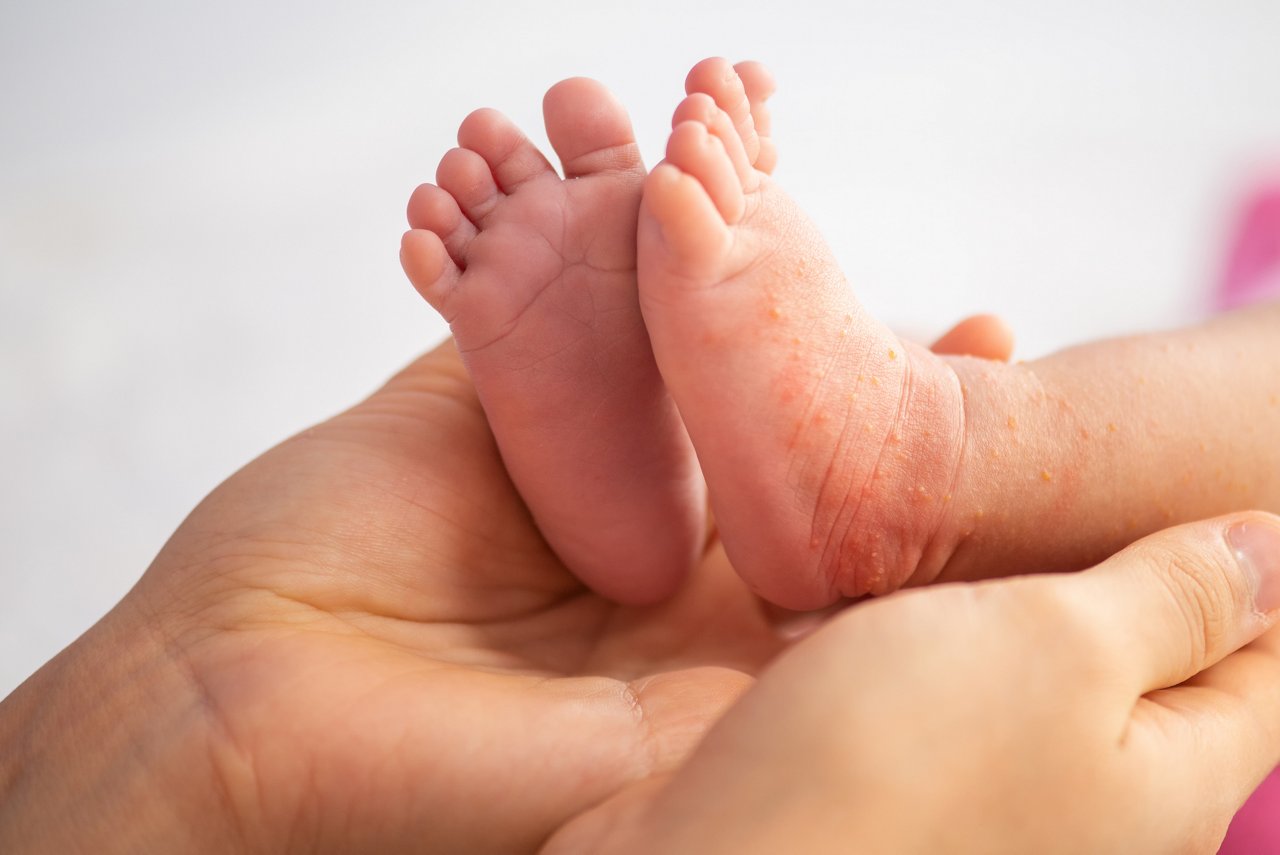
[3,0,1279,696]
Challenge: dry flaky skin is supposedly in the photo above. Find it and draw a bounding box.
[933,309,1280,588]
[637,57,1280,609]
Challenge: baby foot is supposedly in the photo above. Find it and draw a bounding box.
[642,59,1280,610]
[399,78,707,605]
[638,59,972,609]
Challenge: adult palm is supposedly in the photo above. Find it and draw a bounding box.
[118,341,779,853]
[3,319,1009,853]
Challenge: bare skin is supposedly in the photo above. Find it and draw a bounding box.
[6,342,1280,854]
[401,64,1024,608]
[0,342,782,853]
[0,324,1007,853]
[578,515,1280,854]
[638,57,1280,608]
[401,71,773,606]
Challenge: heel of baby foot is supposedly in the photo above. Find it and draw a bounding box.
[825,346,968,599]
[785,342,970,604]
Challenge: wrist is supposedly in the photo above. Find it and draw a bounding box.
[0,599,232,853]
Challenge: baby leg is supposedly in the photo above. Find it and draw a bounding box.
[639,58,1280,607]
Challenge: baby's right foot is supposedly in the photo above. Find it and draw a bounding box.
[641,59,1280,610]
[638,59,971,608]
[399,79,709,605]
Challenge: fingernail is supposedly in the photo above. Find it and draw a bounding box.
[1227,518,1280,612]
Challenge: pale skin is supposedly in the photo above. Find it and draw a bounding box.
[3,341,1280,853]
[402,58,1280,612]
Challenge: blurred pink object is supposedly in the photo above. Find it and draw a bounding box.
[1216,174,1280,855]
[1216,175,1280,309]
[1221,767,1280,854]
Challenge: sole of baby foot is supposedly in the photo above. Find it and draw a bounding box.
[639,60,968,609]
[401,77,705,606]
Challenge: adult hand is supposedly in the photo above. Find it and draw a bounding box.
[0,341,786,853]
[585,514,1280,853]
[0,314,1030,854]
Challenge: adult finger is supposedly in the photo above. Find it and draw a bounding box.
[930,313,1015,361]
[1070,512,1280,697]
[1113,624,1280,850]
